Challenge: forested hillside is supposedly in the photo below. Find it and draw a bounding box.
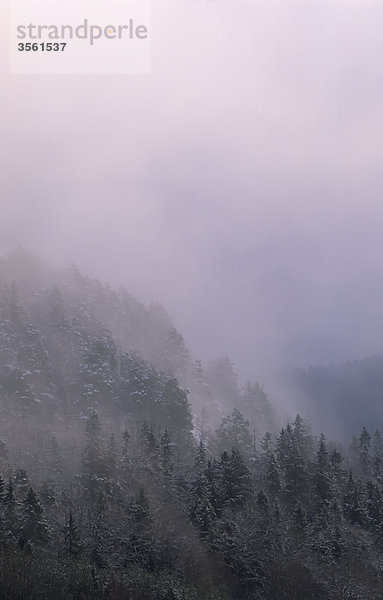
[0,250,382,599]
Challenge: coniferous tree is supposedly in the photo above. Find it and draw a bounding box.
[190,471,216,535]
[342,472,367,526]
[219,448,252,508]
[126,488,154,569]
[88,512,108,568]
[3,477,17,539]
[159,429,174,498]
[365,481,383,528]
[261,432,272,456]
[62,511,82,556]
[314,433,333,506]
[265,453,281,496]
[372,429,383,481]
[277,425,306,503]
[292,413,313,461]
[216,409,253,457]
[330,448,345,488]
[358,426,371,477]
[19,487,50,549]
[140,422,160,480]
[0,474,5,503]
[241,381,275,434]
[190,441,216,534]
[82,412,106,502]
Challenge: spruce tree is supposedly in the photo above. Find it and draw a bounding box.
[314,433,333,506]
[19,487,50,548]
[219,448,252,508]
[62,511,82,556]
[82,412,106,502]
[358,426,371,477]
[372,429,383,481]
[265,453,281,496]
[159,429,174,499]
[3,478,17,538]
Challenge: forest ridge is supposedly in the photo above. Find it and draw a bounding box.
[0,249,382,599]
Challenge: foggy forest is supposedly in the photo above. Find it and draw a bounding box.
[0,248,382,599]
[2,0,383,598]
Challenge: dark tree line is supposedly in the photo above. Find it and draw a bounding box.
[0,410,382,599]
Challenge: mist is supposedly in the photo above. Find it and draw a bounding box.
[1,0,383,382]
[2,3,383,596]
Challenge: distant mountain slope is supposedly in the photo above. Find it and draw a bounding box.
[283,356,383,438]
[0,248,276,434]
[0,248,191,377]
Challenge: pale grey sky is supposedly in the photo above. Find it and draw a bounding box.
[1,0,383,380]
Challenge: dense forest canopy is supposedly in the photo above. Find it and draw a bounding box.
[0,249,382,599]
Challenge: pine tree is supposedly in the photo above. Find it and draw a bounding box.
[82,412,106,502]
[195,439,208,472]
[365,481,383,528]
[276,427,290,469]
[206,459,224,517]
[120,428,134,487]
[190,471,216,534]
[140,422,160,479]
[342,472,367,526]
[314,433,334,506]
[19,487,50,548]
[126,488,154,569]
[190,442,216,534]
[89,512,108,569]
[62,511,82,556]
[265,453,281,496]
[349,434,359,470]
[358,426,371,477]
[128,488,152,528]
[292,414,313,460]
[261,432,273,456]
[161,376,193,435]
[330,448,345,487]
[329,525,346,560]
[372,429,383,481]
[3,478,17,538]
[159,429,173,497]
[122,428,130,458]
[0,474,5,503]
[284,443,306,502]
[277,425,306,503]
[216,409,253,457]
[241,382,275,433]
[219,448,252,508]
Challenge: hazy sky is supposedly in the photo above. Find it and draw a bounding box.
[1,0,383,381]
